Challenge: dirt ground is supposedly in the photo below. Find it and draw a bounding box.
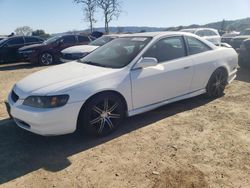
[0,62,249,188]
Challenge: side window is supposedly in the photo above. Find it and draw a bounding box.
[196,30,206,37]
[78,36,90,43]
[144,36,186,63]
[63,36,76,44]
[209,30,218,36]
[186,36,211,55]
[203,30,211,36]
[6,37,24,46]
[25,37,41,44]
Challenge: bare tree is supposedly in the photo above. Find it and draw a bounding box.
[74,0,97,33]
[14,26,33,36]
[97,0,122,33]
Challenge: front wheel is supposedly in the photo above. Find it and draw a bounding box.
[206,69,228,98]
[39,52,54,65]
[79,93,125,137]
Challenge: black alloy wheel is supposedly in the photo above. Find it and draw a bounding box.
[39,52,54,65]
[206,68,228,98]
[80,93,125,137]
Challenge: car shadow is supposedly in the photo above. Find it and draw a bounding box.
[0,62,38,71]
[0,95,214,184]
[236,67,250,83]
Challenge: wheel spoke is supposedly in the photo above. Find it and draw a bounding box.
[98,119,105,134]
[93,106,103,114]
[215,74,220,82]
[104,98,109,111]
[90,116,101,125]
[218,84,225,90]
[216,88,221,96]
[108,102,119,113]
[105,117,114,129]
[109,113,121,119]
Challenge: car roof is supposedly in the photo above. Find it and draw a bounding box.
[104,34,129,38]
[118,31,217,50]
[181,28,218,32]
[120,31,196,38]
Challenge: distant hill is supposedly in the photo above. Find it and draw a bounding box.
[55,17,250,35]
[165,18,250,32]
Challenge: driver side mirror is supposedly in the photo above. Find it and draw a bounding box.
[58,39,64,46]
[133,57,158,69]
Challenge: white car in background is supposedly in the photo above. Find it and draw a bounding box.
[181,28,221,46]
[60,34,123,62]
[8,32,238,137]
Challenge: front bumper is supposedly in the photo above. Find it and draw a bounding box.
[8,93,84,136]
[228,68,238,84]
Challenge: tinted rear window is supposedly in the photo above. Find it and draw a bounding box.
[78,36,90,43]
[63,36,76,44]
[25,37,42,44]
[6,37,24,46]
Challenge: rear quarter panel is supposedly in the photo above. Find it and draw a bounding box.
[190,47,238,91]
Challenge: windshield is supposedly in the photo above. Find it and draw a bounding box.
[89,36,115,46]
[0,38,8,47]
[240,30,250,35]
[79,37,152,68]
[44,35,61,44]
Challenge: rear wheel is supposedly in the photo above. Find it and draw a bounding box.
[206,68,228,98]
[79,93,125,137]
[39,52,54,65]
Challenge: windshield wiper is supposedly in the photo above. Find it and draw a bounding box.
[79,60,109,68]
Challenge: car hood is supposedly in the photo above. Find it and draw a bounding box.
[61,45,99,54]
[14,61,117,98]
[19,43,46,51]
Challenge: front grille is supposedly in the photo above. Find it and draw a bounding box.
[14,118,31,129]
[11,90,19,103]
[62,53,75,60]
[62,53,86,60]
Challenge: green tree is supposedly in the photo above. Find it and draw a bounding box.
[32,29,50,39]
[15,26,33,36]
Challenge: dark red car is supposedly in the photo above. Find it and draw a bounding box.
[19,35,92,65]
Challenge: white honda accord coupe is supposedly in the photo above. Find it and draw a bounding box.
[8,32,238,136]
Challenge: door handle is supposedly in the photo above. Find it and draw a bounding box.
[184,66,191,70]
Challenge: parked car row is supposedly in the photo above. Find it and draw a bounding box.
[0,36,44,63]
[238,38,250,68]
[0,34,92,64]
[19,35,92,65]
[1,28,250,68]
[180,28,250,67]
[180,28,221,46]
[60,34,123,62]
[230,28,250,49]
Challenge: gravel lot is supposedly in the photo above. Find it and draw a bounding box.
[0,62,249,188]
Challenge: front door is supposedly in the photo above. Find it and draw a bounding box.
[130,36,194,109]
[1,37,25,62]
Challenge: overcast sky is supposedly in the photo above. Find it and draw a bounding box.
[0,0,250,35]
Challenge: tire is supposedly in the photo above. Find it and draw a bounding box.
[78,93,125,137]
[39,52,54,65]
[206,68,228,98]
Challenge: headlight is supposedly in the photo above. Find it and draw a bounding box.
[23,95,69,108]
